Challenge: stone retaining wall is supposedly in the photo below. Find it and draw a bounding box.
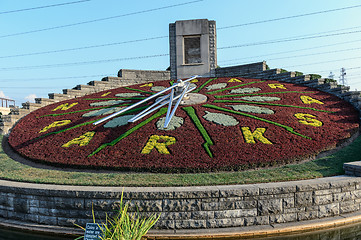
[117,69,170,82]
[215,61,267,77]
[1,176,361,230]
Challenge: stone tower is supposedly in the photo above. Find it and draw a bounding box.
[169,19,217,79]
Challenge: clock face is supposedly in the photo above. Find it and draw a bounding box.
[8,77,359,172]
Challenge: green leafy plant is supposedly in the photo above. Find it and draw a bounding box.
[76,192,160,240]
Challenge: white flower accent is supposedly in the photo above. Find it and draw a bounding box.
[203,111,239,126]
[115,93,143,97]
[238,96,281,102]
[90,100,127,107]
[103,115,135,128]
[156,116,184,130]
[206,83,227,90]
[228,105,274,114]
[82,107,125,117]
[189,83,197,90]
[229,87,261,94]
[151,86,167,92]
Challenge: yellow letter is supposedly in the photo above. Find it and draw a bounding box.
[228,78,242,83]
[62,131,95,148]
[140,83,153,87]
[300,95,324,105]
[52,102,78,111]
[295,113,323,127]
[268,83,286,89]
[141,135,176,154]
[241,127,272,144]
[39,120,71,133]
[101,92,112,97]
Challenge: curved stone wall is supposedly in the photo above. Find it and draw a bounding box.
[1,176,361,230]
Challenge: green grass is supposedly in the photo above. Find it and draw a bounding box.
[1,134,360,187]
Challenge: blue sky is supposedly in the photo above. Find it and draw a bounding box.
[0,0,361,106]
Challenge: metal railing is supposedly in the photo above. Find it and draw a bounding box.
[0,97,15,108]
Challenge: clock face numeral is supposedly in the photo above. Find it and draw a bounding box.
[295,113,323,127]
[52,102,78,111]
[141,135,176,155]
[62,131,95,148]
[241,127,273,145]
[300,96,324,105]
[8,77,359,172]
[39,120,71,133]
[268,83,286,89]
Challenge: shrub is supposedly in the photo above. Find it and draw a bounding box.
[76,192,160,240]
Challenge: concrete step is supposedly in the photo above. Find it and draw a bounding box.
[317,82,338,92]
[74,84,98,93]
[22,102,42,111]
[302,78,326,88]
[0,115,16,123]
[239,69,282,79]
[102,76,123,82]
[267,72,297,81]
[0,121,14,135]
[88,80,110,86]
[48,93,73,101]
[10,108,31,116]
[62,89,88,98]
[88,81,114,91]
[328,85,350,97]
[341,91,361,102]
[292,75,312,84]
[35,98,57,106]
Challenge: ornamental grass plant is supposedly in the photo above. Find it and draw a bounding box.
[76,192,160,240]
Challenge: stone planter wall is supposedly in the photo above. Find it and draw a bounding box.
[1,176,361,230]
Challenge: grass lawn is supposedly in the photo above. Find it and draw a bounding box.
[1,134,360,187]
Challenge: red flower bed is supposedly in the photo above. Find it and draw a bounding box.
[8,77,360,172]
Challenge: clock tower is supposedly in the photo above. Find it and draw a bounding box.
[169,19,217,79]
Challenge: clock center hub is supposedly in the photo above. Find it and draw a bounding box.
[179,93,207,105]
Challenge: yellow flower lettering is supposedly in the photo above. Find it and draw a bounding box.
[295,113,323,127]
[140,83,153,87]
[101,92,112,97]
[39,120,71,133]
[62,131,95,148]
[268,83,286,89]
[241,127,272,144]
[228,78,242,83]
[300,95,324,105]
[52,102,78,111]
[141,135,176,154]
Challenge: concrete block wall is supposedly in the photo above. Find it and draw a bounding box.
[1,176,361,230]
[117,69,170,82]
[215,61,267,77]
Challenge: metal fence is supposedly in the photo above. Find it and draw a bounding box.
[0,97,15,108]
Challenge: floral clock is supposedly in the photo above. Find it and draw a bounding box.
[8,77,359,172]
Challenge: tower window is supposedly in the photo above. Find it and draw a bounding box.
[184,36,201,64]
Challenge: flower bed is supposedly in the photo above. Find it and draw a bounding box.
[8,77,360,172]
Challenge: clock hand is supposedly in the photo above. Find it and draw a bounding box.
[93,75,199,126]
[128,84,195,123]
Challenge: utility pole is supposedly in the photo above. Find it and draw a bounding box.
[328,71,335,79]
[339,68,347,85]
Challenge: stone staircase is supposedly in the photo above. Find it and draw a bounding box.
[1,63,360,135]
[0,70,170,135]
